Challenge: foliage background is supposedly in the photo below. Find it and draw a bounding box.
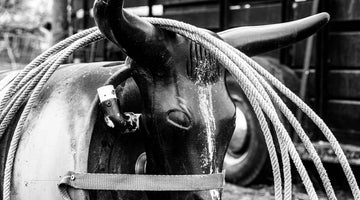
[0,0,52,70]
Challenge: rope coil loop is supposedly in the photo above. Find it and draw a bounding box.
[0,17,358,200]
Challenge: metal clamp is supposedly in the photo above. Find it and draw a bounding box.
[97,85,141,134]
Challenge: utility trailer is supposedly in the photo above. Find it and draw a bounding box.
[70,0,360,185]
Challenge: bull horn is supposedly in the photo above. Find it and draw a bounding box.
[93,0,169,65]
[218,13,330,57]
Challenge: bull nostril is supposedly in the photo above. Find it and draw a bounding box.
[167,110,192,130]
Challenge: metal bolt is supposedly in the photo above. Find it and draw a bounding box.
[70,175,76,181]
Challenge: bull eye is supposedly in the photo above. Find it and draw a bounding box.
[166,109,192,130]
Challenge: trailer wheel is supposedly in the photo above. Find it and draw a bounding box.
[224,56,299,186]
[224,90,269,185]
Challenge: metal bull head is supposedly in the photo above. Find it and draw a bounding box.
[94,2,235,199]
[93,0,329,200]
[95,0,234,175]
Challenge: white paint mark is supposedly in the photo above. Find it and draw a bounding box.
[97,85,116,102]
[210,189,220,200]
[198,85,216,173]
[195,59,217,173]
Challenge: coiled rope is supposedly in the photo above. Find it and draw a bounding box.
[1,17,359,200]
[1,28,104,200]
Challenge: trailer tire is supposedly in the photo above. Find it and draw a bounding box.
[224,91,269,185]
[224,56,299,186]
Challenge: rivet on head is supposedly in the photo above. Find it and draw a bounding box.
[70,175,76,181]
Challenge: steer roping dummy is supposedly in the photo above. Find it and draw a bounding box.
[0,0,332,199]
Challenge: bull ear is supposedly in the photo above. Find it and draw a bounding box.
[93,0,169,66]
[218,13,329,57]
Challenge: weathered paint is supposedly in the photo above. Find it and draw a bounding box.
[192,42,219,174]
[197,85,216,173]
[210,189,221,200]
[10,62,125,200]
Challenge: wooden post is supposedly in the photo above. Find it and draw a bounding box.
[51,0,69,45]
[280,0,293,66]
[219,0,229,31]
[315,0,328,118]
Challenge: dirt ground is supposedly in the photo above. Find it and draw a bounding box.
[223,183,354,200]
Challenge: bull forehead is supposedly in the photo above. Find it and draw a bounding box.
[132,39,222,84]
[187,41,221,84]
[130,38,227,118]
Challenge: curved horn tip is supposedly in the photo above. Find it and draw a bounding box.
[218,12,331,57]
[319,12,330,22]
[314,12,330,25]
